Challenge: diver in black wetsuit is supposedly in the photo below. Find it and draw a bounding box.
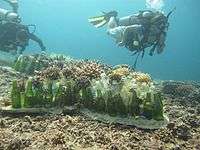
[0,0,46,54]
[0,22,46,54]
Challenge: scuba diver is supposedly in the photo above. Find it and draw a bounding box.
[0,0,46,54]
[89,9,175,67]
[0,22,46,54]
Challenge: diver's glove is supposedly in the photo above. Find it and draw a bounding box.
[88,10,118,28]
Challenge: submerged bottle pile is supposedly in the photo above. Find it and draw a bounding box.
[11,55,165,121]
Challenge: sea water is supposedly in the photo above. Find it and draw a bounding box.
[0,0,200,81]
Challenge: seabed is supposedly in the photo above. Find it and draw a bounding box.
[0,53,200,149]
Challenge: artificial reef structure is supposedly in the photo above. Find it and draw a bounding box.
[5,54,168,129]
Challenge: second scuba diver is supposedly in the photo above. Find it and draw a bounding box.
[89,9,175,66]
[0,0,46,54]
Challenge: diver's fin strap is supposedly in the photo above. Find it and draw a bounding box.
[167,7,176,19]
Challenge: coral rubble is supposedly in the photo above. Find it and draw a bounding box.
[0,65,199,148]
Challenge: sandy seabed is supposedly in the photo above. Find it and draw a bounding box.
[0,66,200,150]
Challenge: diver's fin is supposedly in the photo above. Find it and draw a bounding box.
[88,16,105,23]
[88,15,108,28]
[88,10,117,28]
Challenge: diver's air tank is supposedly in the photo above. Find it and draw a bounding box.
[0,8,18,22]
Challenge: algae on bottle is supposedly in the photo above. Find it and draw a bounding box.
[106,90,117,116]
[152,92,164,121]
[33,81,44,107]
[113,93,127,116]
[142,93,154,119]
[128,90,141,117]
[11,80,21,108]
[24,78,35,108]
[81,86,94,109]
[64,80,74,106]
[94,89,106,113]
[43,80,53,106]
[54,82,66,107]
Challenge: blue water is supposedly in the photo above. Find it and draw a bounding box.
[1,0,200,81]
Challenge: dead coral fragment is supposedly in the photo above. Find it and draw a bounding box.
[162,81,196,97]
[62,61,103,80]
[109,66,130,81]
[132,72,152,84]
[36,66,61,81]
[62,60,104,88]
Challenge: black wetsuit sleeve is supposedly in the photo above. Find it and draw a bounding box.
[29,33,46,51]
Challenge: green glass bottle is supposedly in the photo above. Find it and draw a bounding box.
[11,80,21,108]
[115,94,127,116]
[19,57,27,73]
[81,86,94,109]
[20,92,25,108]
[45,80,53,105]
[129,90,141,116]
[152,92,164,121]
[34,82,44,107]
[71,82,80,105]
[13,58,21,71]
[142,93,153,119]
[64,80,73,106]
[24,78,34,108]
[106,90,117,116]
[54,82,64,107]
[94,89,106,112]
